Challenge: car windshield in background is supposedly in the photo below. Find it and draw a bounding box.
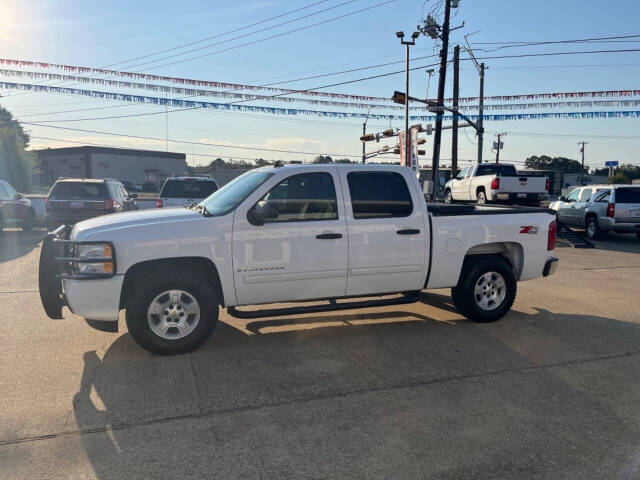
[161,180,218,198]
[616,188,640,203]
[199,170,274,217]
[49,182,107,200]
[476,165,518,176]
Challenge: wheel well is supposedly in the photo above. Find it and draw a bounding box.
[119,257,224,309]
[463,242,524,280]
[585,212,597,227]
[476,186,485,196]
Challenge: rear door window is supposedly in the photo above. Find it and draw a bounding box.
[615,188,640,203]
[161,180,219,198]
[579,188,592,202]
[255,172,338,222]
[49,182,107,200]
[347,171,413,219]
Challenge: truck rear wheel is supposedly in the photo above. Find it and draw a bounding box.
[476,190,487,205]
[125,266,219,355]
[451,255,516,323]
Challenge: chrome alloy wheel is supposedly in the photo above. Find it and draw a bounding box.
[474,272,506,311]
[147,290,200,340]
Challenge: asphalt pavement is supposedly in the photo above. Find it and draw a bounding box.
[1,228,640,479]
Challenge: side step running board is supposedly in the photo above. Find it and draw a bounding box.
[227,294,420,319]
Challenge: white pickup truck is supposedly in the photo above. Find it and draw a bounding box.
[39,164,558,355]
[445,163,549,205]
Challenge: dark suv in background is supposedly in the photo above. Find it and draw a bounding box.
[45,178,137,231]
[0,178,36,234]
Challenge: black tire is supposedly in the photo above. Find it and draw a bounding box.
[476,190,487,205]
[125,266,219,355]
[636,232,640,240]
[451,255,517,323]
[585,216,604,240]
[444,189,453,204]
[22,210,35,231]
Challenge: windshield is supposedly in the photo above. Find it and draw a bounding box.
[198,170,274,216]
[160,179,218,198]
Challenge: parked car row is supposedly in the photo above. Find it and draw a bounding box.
[549,185,640,240]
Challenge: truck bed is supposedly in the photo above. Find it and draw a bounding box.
[426,202,554,217]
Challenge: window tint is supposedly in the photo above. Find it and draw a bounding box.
[594,190,610,203]
[567,189,581,201]
[256,172,338,222]
[579,188,592,202]
[160,179,219,198]
[347,171,413,219]
[615,188,640,203]
[49,182,107,200]
[475,164,518,177]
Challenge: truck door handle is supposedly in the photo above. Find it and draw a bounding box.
[397,228,420,235]
[316,233,342,240]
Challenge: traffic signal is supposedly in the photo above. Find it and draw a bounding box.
[392,91,406,105]
[360,133,376,142]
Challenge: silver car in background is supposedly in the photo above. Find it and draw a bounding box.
[550,185,640,240]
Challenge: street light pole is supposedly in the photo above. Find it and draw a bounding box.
[396,31,419,170]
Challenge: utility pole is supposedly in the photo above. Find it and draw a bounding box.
[477,63,485,164]
[362,123,366,164]
[578,141,588,185]
[494,133,505,164]
[430,0,452,201]
[451,45,460,176]
[396,31,419,170]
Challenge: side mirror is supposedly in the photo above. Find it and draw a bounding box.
[130,193,138,199]
[13,192,23,200]
[559,196,566,202]
[248,201,279,225]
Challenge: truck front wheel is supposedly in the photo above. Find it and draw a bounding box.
[125,267,219,355]
[451,255,516,323]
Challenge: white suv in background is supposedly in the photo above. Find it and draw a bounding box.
[156,176,219,208]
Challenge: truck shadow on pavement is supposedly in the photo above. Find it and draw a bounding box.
[72,304,640,479]
[0,229,45,264]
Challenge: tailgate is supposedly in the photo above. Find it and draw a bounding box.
[498,177,547,194]
[160,197,199,208]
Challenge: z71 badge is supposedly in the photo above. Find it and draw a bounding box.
[519,225,539,234]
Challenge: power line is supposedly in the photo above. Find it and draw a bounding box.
[104,0,333,69]
[124,0,396,72]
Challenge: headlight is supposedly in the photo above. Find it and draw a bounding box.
[73,243,115,276]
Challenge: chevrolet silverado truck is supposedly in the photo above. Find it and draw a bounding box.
[444,164,549,205]
[39,164,558,355]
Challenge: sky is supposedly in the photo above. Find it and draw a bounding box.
[0,0,639,171]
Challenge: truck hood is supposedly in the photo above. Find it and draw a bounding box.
[71,207,201,240]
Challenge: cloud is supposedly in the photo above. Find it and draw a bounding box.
[261,137,327,153]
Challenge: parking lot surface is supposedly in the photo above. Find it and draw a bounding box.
[1,229,640,479]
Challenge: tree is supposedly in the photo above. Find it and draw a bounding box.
[313,155,333,164]
[612,171,630,184]
[0,105,35,191]
[524,155,587,174]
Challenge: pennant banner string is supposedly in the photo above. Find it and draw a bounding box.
[3,81,640,122]
[1,58,639,104]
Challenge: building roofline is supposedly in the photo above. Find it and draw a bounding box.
[33,145,186,160]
